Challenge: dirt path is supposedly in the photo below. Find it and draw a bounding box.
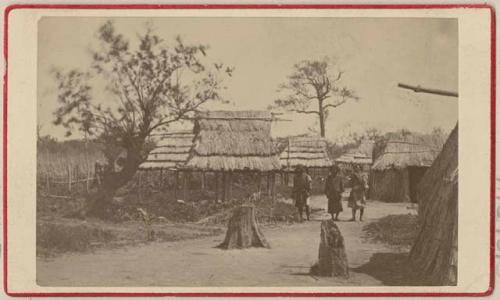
[37,196,414,286]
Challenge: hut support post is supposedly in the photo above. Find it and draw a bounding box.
[215,172,219,202]
[228,171,233,201]
[174,170,179,200]
[272,172,276,201]
[68,165,72,193]
[267,172,271,196]
[201,171,205,190]
[182,170,187,200]
[257,172,262,200]
[222,171,227,202]
[159,169,163,189]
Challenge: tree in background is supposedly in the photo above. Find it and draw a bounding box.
[52,21,230,218]
[270,57,359,137]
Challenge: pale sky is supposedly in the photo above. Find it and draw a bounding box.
[38,17,458,142]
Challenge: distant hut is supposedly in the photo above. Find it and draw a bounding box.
[278,136,332,191]
[186,110,281,201]
[369,135,442,202]
[279,136,332,173]
[335,140,374,172]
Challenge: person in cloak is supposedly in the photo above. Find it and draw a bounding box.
[325,164,344,221]
[293,165,312,222]
[348,165,367,221]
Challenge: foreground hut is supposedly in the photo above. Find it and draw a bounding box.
[186,110,281,201]
[409,125,458,285]
[369,135,442,202]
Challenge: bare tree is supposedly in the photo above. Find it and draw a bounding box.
[52,21,230,218]
[270,58,359,137]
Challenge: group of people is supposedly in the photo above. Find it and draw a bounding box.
[292,164,367,222]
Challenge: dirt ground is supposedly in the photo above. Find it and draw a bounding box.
[37,195,416,286]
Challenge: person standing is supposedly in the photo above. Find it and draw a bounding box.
[325,165,344,220]
[348,165,367,221]
[293,165,312,222]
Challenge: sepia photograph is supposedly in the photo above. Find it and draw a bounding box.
[35,15,459,287]
[2,5,494,296]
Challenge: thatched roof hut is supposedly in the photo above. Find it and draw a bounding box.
[409,125,458,285]
[335,140,374,168]
[279,136,332,170]
[139,131,195,170]
[369,135,443,202]
[371,139,440,171]
[185,111,281,171]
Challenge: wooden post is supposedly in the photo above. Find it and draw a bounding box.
[86,167,90,193]
[272,172,276,201]
[68,165,72,193]
[228,171,233,201]
[267,172,271,196]
[46,173,50,194]
[222,171,227,202]
[256,172,261,200]
[201,171,206,190]
[182,171,187,200]
[215,171,219,202]
[159,169,163,189]
[174,170,179,200]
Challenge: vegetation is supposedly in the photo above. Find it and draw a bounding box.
[51,21,231,218]
[362,214,419,248]
[270,57,359,137]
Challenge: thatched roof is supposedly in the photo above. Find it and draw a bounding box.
[371,135,442,171]
[335,140,374,165]
[280,136,333,169]
[186,111,281,171]
[139,131,194,170]
[335,152,372,165]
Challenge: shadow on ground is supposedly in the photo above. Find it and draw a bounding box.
[352,252,424,286]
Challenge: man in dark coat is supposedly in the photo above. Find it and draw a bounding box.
[293,165,312,222]
[325,165,344,220]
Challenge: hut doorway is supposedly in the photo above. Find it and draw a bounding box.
[408,166,428,203]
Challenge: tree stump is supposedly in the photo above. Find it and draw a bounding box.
[310,220,349,278]
[218,205,270,249]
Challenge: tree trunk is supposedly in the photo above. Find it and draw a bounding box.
[218,205,270,249]
[318,99,326,137]
[85,147,143,219]
[310,220,349,278]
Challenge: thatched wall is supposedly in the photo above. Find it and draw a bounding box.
[280,136,332,169]
[409,124,458,285]
[139,132,194,169]
[186,111,281,171]
[369,169,411,202]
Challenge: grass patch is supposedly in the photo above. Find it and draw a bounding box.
[362,214,419,247]
[37,217,224,257]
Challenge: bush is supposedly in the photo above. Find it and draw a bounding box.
[37,220,115,255]
[362,214,419,247]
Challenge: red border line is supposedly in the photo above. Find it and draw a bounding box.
[2,3,496,298]
[489,4,497,297]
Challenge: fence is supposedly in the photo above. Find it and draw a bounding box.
[37,161,100,197]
